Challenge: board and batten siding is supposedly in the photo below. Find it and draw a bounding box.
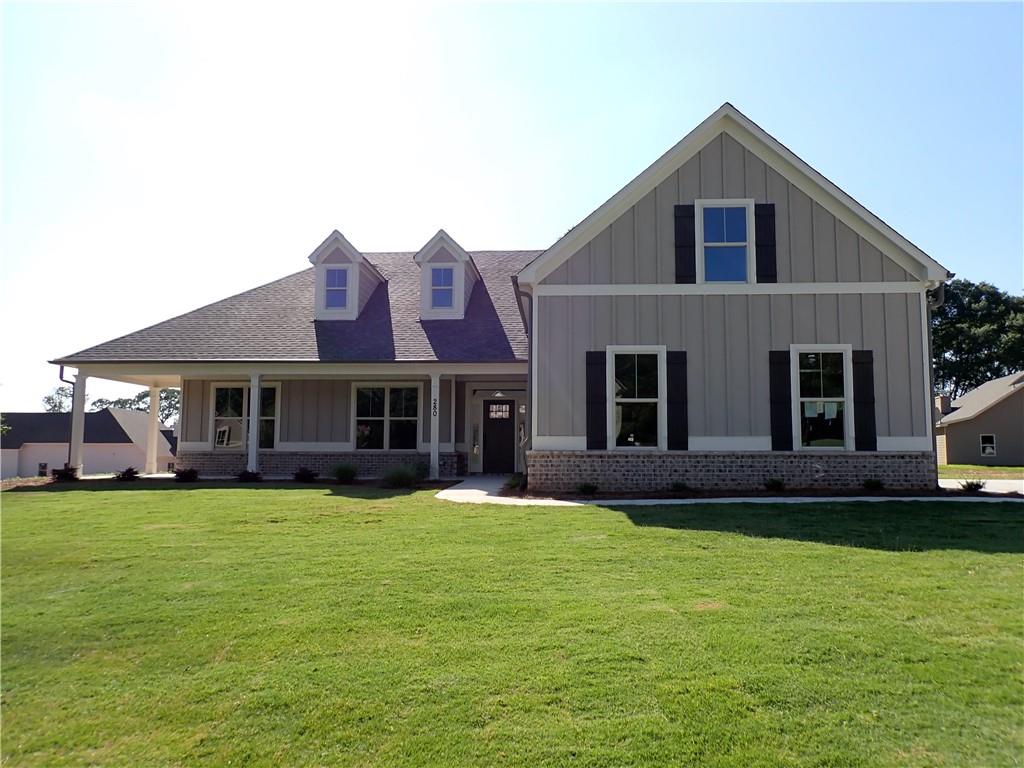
[541,133,916,286]
[535,292,927,440]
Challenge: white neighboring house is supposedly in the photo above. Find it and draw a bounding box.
[0,408,176,479]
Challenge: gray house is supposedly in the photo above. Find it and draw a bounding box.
[52,104,950,491]
[935,373,1024,467]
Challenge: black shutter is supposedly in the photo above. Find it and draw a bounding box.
[769,350,793,450]
[674,205,696,284]
[852,350,877,451]
[666,351,688,450]
[585,351,607,450]
[755,203,777,283]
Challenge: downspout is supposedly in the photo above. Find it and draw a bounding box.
[58,365,76,467]
[512,275,533,477]
[925,276,951,473]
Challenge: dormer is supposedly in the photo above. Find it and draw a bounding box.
[308,230,384,321]
[414,229,480,320]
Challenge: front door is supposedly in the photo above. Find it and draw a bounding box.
[482,400,515,473]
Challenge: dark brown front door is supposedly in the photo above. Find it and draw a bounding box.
[482,400,515,473]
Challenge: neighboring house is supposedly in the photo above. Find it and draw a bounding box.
[935,373,1024,466]
[51,104,950,491]
[0,409,176,479]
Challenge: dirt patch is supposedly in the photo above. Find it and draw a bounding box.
[693,601,725,611]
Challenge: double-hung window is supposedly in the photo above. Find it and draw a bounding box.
[794,350,849,449]
[697,200,753,282]
[212,385,278,450]
[431,267,454,308]
[611,351,661,448]
[980,434,996,457]
[356,386,419,450]
[325,268,348,309]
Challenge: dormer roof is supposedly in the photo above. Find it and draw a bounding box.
[307,229,385,281]
[413,229,481,279]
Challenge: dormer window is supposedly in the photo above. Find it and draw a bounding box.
[325,268,348,308]
[431,267,454,308]
[414,229,480,320]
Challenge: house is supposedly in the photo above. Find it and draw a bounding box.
[935,373,1024,466]
[0,409,177,479]
[50,104,950,491]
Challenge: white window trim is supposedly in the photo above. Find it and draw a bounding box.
[314,264,359,320]
[694,198,757,285]
[789,344,854,452]
[207,381,281,452]
[605,345,667,451]
[324,267,350,311]
[979,433,997,457]
[429,266,456,311]
[350,382,424,452]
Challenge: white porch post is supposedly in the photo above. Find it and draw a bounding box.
[69,373,88,473]
[145,385,160,474]
[429,373,440,480]
[247,372,261,473]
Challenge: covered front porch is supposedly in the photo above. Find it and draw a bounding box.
[63,361,528,479]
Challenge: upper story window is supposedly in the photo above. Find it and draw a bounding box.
[431,267,454,308]
[325,268,348,309]
[696,199,755,283]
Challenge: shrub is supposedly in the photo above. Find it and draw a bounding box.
[503,474,527,493]
[51,466,78,483]
[237,470,262,483]
[764,477,786,492]
[577,482,598,496]
[115,467,140,482]
[862,478,884,492]
[671,481,691,493]
[293,466,318,483]
[382,464,420,489]
[960,479,986,492]
[333,463,358,484]
[174,468,199,483]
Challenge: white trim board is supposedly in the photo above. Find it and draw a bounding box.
[534,282,926,297]
[516,103,949,286]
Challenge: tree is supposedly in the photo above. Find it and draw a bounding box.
[932,279,1024,398]
[90,388,180,426]
[42,385,74,413]
[0,415,9,436]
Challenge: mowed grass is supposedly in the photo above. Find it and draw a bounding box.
[938,463,1024,480]
[2,487,1022,767]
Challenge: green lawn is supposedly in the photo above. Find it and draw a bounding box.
[938,464,1024,480]
[2,486,1022,767]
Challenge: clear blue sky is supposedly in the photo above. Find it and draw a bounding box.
[1,2,1021,410]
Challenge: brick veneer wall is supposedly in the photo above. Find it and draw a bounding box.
[526,450,937,494]
[176,451,462,479]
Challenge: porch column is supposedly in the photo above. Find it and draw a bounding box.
[247,372,261,473]
[145,385,161,474]
[429,373,440,480]
[68,373,88,473]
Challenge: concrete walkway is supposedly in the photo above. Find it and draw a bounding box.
[436,475,1022,506]
[939,478,1023,494]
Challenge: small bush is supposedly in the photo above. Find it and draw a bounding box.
[293,466,318,483]
[237,470,262,483]
[671,481,691,493]
[382,464,420,489]
[960,479,986,492]
[503,473,527,493]
[577,482,598,496]
[115,466,140,482]
[174,468,199,483]
[51,466,78,483]
[862,478,884,492]
[764,477,786,492]
[333,463,358,484]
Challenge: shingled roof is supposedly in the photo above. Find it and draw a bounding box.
[1,409,175,454]
[54,251,539,364]
[937,371,1024,426]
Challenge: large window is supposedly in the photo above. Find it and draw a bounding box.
[795,350,848,448]
[212,385,278,450]
[356,386,419,450]
[325,268,348,309]
[612,351,660,448]
[697,200,753,283]
[431,267,454,308]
